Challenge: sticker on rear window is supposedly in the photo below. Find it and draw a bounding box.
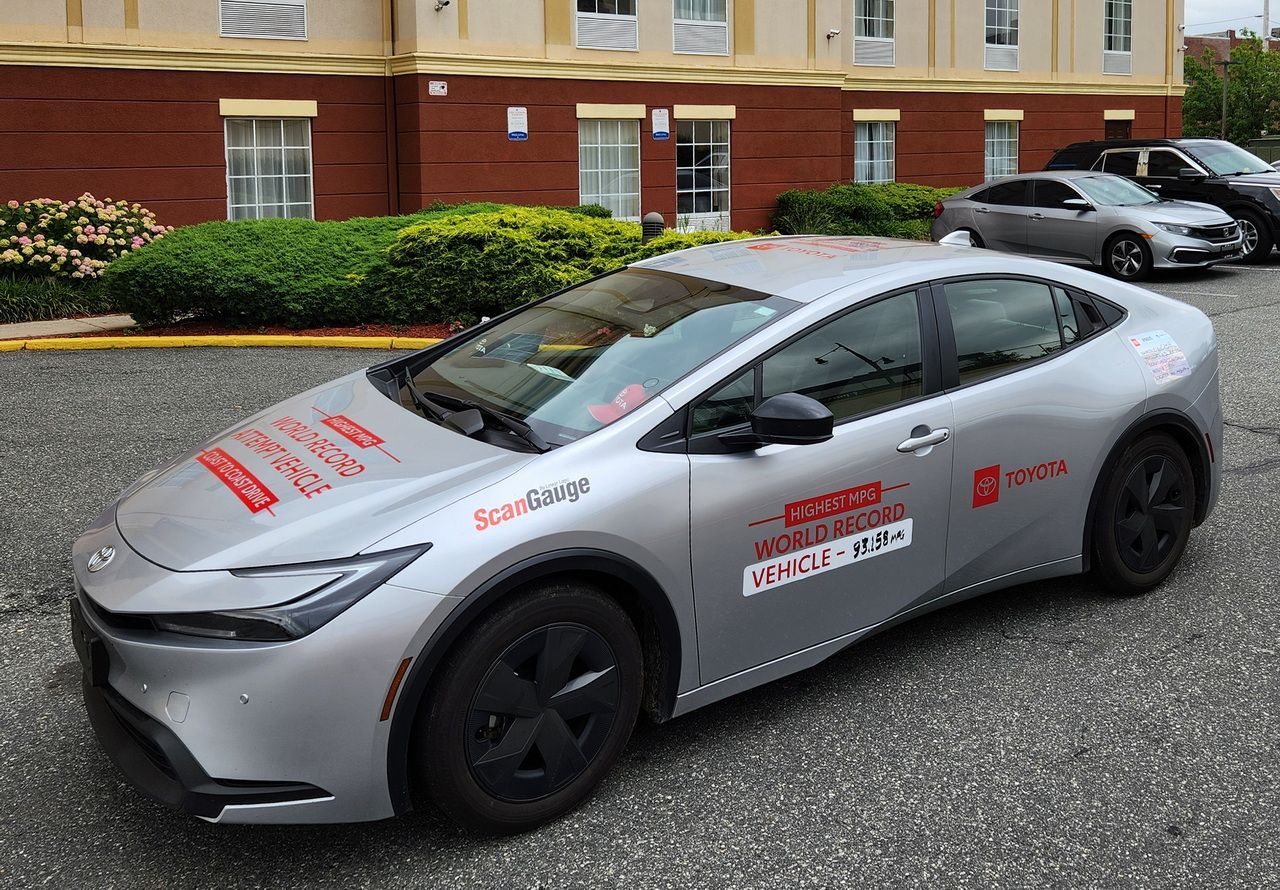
[1127,329,1191,384]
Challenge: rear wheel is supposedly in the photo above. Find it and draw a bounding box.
[1103,233,1153,281]
[1231,207,1273,264]
[1092,433,1196,595]
[415,584,643,833]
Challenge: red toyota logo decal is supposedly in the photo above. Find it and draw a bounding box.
[972,464,1001,508]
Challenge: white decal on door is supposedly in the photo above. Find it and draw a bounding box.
[742,518,913,597]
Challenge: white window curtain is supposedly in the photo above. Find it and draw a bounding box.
[579,120,642,221]
[854,122,896,184]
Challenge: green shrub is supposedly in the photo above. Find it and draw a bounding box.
[365,209,757,324]
[0,275,115,324]
[1,194,170,280]
[772,183,964,239]
[102,203,506,327]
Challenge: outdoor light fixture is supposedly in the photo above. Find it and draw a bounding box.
[826,28,841,39]
[435,0,450,10]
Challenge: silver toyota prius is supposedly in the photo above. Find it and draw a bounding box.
[931,171,1243,280]
[70,236,1222,833]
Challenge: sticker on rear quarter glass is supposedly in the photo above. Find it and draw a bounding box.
[1127,329,1191,385]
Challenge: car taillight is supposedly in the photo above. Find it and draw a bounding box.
[933,201,944,219]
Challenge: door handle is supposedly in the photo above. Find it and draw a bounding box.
[1030,213,1044,220]
[974,206,991,213]
[1147,183,1162,190]
[897,427,950,453]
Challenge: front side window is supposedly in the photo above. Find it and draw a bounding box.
[676,120,731,230]
[984,121,1019,180]
[410,270,794,447]
[854,122,896,184]
[579,119,641,221]
[1104,0,1132,53]
[942,279,1064,384]
[853,0,895,65]
[225,118,313,220]
[1146,149,1191,179]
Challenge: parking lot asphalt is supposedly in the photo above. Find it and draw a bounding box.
[1,263,1278,889]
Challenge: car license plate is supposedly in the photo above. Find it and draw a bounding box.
[69,598,108,687]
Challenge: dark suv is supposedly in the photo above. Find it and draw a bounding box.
[1046,138,1280,263]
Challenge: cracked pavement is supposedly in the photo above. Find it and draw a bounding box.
[1,262,1278,889]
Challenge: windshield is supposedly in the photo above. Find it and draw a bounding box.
[407,269,795,447]
[1185,141,1273,175]
[1074,175,1160,206]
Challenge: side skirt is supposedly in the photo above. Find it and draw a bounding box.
[670,555,1082,718]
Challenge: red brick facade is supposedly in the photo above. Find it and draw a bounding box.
[0,65,1182,231]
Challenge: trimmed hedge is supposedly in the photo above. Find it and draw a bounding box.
[0,275,115,324]
[773,183,965,241]
[363,207,754,324]
[102,203,508,326]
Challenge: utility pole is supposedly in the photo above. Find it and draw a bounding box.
[1266,0,1273,49]
[1219,58,1236,140]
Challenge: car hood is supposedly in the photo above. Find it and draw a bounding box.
[1141,201,1234,224]
[1224,171,1280,187]
[114,371,533,572]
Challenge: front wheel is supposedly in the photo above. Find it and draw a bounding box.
[1092,433,1196,595]
[1231,207,1273,264]
[1103,233,1153,281]
[414,584,643,833]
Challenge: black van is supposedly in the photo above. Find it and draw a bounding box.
[1046,138,1280,263]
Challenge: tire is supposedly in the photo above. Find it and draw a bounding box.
[414,584,643,834]
[1092,433,1196,595]
[1230,207,1273,264]
[1103,232,1153,281]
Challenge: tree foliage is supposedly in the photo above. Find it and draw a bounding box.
[1184,34,1280,146]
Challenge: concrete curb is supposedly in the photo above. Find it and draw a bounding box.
[0,335,443,352]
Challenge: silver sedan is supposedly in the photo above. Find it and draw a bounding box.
[932,171,1243,281]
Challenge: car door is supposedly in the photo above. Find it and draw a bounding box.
[1026,179,1097,263]
[686,287,955,683]
[971,179,1031,253]
[933,276,1139,592]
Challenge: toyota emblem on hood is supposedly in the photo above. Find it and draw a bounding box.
[87,546,115,573]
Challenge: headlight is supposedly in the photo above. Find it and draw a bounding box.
[1155,222,1193,235]
[152,545,429,642]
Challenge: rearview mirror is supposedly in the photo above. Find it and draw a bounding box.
[1178,167,1207,182]
[1063,197,1093,210]
[720,393,834,450]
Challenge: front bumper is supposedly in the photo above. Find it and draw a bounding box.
[70,522,459,824]
[1150,230,1244,268]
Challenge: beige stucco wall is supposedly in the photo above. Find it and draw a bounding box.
[1,0,68,43]
[133,0,383,54]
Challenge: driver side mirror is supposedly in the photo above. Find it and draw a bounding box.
[720,393,834,450]
[1178,167,1207,182]
[1062,197,1094,211]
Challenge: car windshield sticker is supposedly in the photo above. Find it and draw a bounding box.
[1128,329,1191,384]
[744,480,912,597]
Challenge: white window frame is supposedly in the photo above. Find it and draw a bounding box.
[854,121,896,184]
[853,0,895,66]
[219,0,308,41]
[578,119,642,222]
[1103,0,1133,75]
[676,119,731,231]
[224,118,315,221]
[576,0,639,51]
[673,0,729,55]
[984,0,1019,71]
[984,121,1019,180]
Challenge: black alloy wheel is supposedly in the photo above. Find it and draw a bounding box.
[414,584,642,833]
[1093,433,1196,594]
[466,623,620,802]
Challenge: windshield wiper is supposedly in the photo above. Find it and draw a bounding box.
[399,369,484,437]
[418,385,551,453]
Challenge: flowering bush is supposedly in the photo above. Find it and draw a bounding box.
[0,194,171,280]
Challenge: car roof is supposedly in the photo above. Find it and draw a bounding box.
[630,235,999,303]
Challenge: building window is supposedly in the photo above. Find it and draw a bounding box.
[984,0,1018,70]
[1103,0,1133,74]
[673,0,729,55]
[225,118,313,220]
[854,122,896,184]
[984,121,1019,180]
[577,0,639,51]
[219,0,308,40]
[676,120,730,231]
[853,0,895,66]
[579,119,641,221]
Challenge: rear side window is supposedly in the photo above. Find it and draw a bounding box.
[1053,286,1081,345]
[1033,180,1084,209]
[942,279,1064,384]
[981,180,1030,206]
[1098,150,1140,176]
